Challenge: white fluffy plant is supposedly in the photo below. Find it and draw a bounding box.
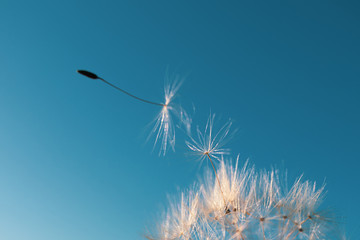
[75,70,343,239]
[146,158,339,239]
[145,115,343,240]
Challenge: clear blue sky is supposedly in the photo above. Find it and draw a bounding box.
[1,0,359,239]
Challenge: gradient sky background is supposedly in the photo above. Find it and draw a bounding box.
[1,0,359,239]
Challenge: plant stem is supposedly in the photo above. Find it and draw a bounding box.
[205,153,227,208]
[261,221,266,240]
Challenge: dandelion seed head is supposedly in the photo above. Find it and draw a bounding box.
[147,160,341,240]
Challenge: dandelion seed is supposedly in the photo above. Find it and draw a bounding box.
[77,69,189,156]
[186,114,233,163]
[186,114,234,211]
[148,76,184,155]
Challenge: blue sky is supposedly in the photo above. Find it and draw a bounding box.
[0,0,359,239]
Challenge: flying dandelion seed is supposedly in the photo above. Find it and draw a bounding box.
[77,69,189,155]
[148,73,187,155]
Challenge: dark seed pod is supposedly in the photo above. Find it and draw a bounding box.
[77,70,99,79]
